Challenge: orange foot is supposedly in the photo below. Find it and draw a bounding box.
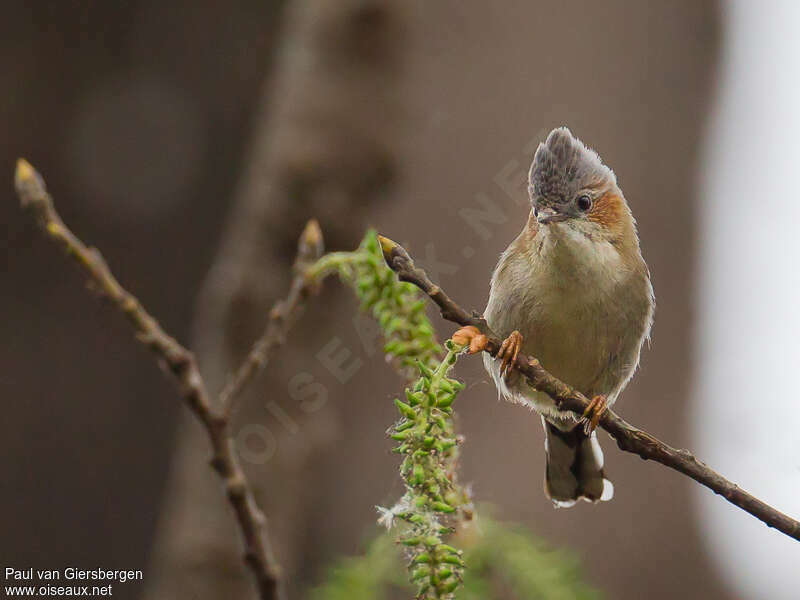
[451,325,488,354]
[497,330,523,378]
[582,395,608,435]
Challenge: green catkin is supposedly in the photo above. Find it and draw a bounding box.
[379,344,470,599]
[311,232,470,599]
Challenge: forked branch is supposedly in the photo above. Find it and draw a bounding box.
[377,235,800,543]
[14,160,323,600]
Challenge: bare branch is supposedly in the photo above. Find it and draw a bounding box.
[219,219,324,420]
[15,159,287,600]
[378,235,800,543]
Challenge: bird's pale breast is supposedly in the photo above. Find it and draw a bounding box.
[484,221,653,424]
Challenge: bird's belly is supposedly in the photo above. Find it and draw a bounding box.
[484,228,652,421]
[526,300,621,397]
[487,283,642,421]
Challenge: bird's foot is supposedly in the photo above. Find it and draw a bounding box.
[582,395,608,435]
[451,325,488,354]
[497,330,523,379]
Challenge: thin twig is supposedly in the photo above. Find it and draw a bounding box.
[377,235,800,543]
[219,220,324,420]
[15,159,288,600]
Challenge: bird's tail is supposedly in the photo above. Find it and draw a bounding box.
[542,418,614,507]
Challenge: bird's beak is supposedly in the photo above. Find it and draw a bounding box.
[536,207,569,225]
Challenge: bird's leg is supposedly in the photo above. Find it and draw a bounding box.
[582,395,608,435]
[452,326,524,380]
[451,325,489,354]
[497,330,523,378]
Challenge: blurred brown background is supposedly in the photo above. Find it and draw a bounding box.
[2,1,725,599]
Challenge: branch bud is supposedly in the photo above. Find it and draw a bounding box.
[15,159,49,215]
[298,218,324,262]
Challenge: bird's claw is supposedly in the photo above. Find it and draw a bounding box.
[582,395,608,435]
[497,330,523,379]
[451,325,488,354]
[451,327,523,380]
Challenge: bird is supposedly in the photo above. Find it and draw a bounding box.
[454,127,654,506]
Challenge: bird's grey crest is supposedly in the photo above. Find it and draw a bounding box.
[529,127,615,203]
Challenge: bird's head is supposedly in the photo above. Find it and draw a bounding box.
[529,127,634,246]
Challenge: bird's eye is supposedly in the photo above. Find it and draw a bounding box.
[576,194,592,212]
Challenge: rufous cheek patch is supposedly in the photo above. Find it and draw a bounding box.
[587,191,624,232]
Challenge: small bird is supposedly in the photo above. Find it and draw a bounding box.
[457,127,654,506]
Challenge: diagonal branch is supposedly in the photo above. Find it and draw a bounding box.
[377,235,800,543]
[219,219,324,420]
[15,159,288,600]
